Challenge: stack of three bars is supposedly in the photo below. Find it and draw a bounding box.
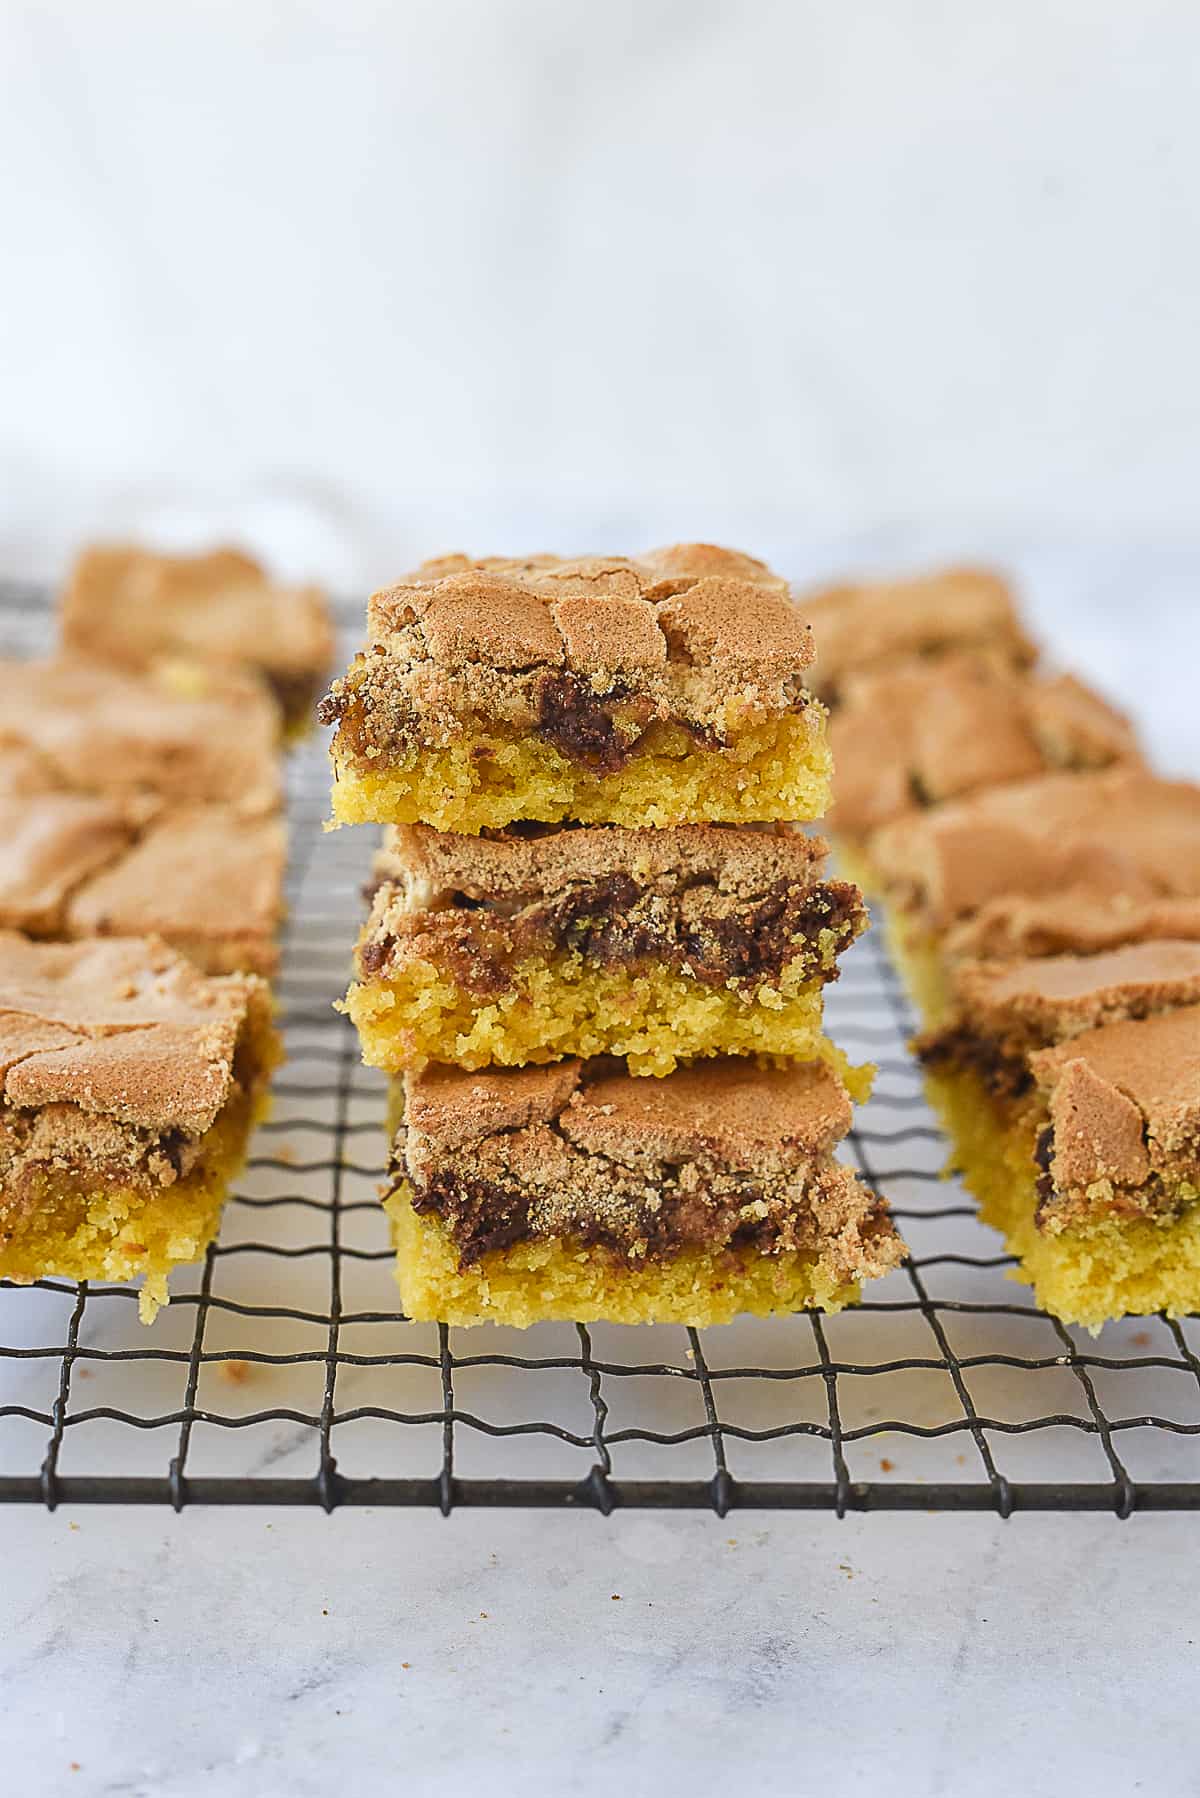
[323,545,905,1327]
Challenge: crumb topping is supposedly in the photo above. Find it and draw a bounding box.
[919,940,1200,1109]
[376,819,827,903]
[1031,1006,1200,1209]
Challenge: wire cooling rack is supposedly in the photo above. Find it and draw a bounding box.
[2,583,1200,1516]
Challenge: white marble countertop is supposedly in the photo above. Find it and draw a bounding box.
[6,1505,1194,1797]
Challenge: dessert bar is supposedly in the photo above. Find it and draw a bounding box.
[0,935,279,1320]
[347,822,868,1077]
[0,790,284,976]
[319,545,831,832]
[61,803,286,976]
[865,768,1200,1023]
[0,658,281,816]
[829,661,1138,847]
[385,1058,904,1327]
[801,565,1036,702]
[917,940,1200,1325]
[0,772,284,976]
[61,544,334,736]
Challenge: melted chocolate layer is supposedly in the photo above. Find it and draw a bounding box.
[1033,1124,1056,1223]
[364,875,863,993]
[410,1166,786,1267]
[533,671,653,773]
[917,1025,1033,1102]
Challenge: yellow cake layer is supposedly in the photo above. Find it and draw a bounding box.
[0,1083,267,1323]
[830,839,881,897]
[925,1064,1200,1329]
[883,914,951,1028]
[386,1183,861,1327]
[346,953,870,1085]
[329,714,832,832]
[832,839,951,1025]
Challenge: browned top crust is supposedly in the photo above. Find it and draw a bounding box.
[61,544,334,689]
[369,546,804,672]
[945,891,1200,962]
[870,769,1200,930]
[0,792,145,937]
[800,565,1037,697]
[1031,1007,1200,1192]
[0,933,269,1136]
[829,660,1138,838]
[322,544,817,750]
[1026,674,1142,769]
[0,658,282,818]
[950,940,1200,1048]
[561,1060,852,1169]
[64,805,286,977]
[0,744,71,797]
[403,1061,581,1151]
[403,1058,852,1172]
[377,821,827,906]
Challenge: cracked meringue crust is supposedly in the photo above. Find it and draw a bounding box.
[61,543,334,737]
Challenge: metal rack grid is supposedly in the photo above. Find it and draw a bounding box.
[2,582,1199,1515]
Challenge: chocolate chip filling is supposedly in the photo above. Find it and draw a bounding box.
[0,1111,206,1210]
[528,874,861,985]
[409,1166,795,1268]
[362,875,864,993]
[533,671,654,773]
[916,1025,1033,1102]
[1033,1124,1056,1222]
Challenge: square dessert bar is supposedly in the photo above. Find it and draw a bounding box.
[0,658,282,817]
[866,769,1200,1024]
[385,1058,904,1327]
[319,544,831,832]
[917,940,1200,1326]
[800,565,1037,702]
[0,788,286,976]
[0,934,279,1320]
[347,822,868,1079]
[829,660,1138,848]
[60,544,334,736]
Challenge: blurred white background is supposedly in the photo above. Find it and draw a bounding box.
[0,0,1196,755]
